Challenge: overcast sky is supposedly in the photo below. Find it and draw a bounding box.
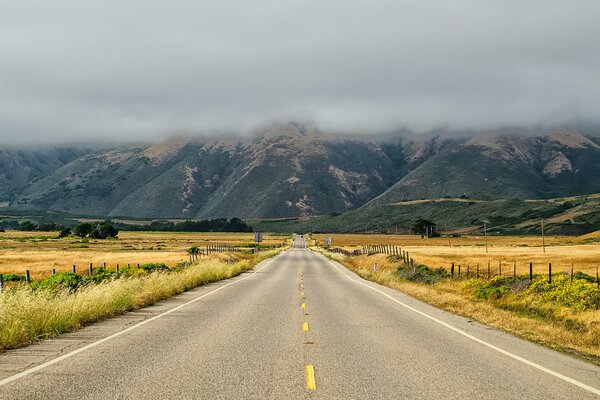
[1,1,599,144]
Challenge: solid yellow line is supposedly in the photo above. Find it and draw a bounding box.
[305,365,316,390]
[302,322,309,331]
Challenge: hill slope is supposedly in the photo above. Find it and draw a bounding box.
[370,130,600,204]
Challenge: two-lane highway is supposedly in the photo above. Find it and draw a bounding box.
[1,244,599,399]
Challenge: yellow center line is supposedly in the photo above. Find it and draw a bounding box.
[305,365,317,390]
[301,302,306,309]
[300,291,304,296]
[302,322,309,331]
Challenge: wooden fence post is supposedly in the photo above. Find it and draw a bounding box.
[476,262,479,279]
[52,268,56,275]
[596,266,599,290]
[499,261,502,277]
[548,263,552,284]
[0,273,3,292]
[529,262,533,282]
[72,264,76,274]
[513,262,516,279]
[116,264,120,273]
[570,263,574,284]
[451,263,455,278]
[25,269,31,284]
[458,264,461,277]
[89,263,93,275]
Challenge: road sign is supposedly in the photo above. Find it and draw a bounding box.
[325,236,332,245]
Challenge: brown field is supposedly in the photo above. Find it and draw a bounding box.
[0,231,290,279]
[313,233,600,276]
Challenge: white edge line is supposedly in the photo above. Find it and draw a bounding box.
[316,252,600,397]
[0,256,278,387]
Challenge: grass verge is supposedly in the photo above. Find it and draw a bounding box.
[315,249,600,364]
[0,250,281,351]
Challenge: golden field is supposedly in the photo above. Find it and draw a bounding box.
[0,231,289,279]
[313,233,600,276]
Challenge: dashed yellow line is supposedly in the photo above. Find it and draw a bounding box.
[302,322,309,331]
[301,302,306,309]
[305,365,317,390]
[300,291,305,296]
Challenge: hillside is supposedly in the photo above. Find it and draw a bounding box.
[370,129,600,204]
[2,124,600,219]
[252,194,600,236]
[4,124,446,218]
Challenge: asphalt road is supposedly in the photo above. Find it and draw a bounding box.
[1,243,599,399]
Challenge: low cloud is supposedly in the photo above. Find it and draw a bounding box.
[1,1,599,144]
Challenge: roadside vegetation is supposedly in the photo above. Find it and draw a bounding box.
[317,249,600,363]
[0,249,281,351]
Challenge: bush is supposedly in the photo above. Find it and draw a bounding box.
[397,263,448,284]
[525,275,600,310]
[82,267,118,284]
[137,263,169,273]
[31,272,82,292]
[1,273,25,282]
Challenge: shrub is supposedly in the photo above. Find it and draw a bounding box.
[525,275,600,310]
[31,272,82,292]
[2,273,25,282]
[137,263,169,273]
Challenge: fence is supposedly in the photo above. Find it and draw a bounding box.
[0,243,246,291]
[323,243,600,288]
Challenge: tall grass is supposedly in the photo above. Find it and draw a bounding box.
[0,250,279,351]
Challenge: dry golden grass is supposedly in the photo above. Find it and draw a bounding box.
[313,233,600,276]
[320,250,600,362]
[0,231,289,280]
[0,249,281,350]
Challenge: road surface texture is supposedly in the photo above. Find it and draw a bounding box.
[1,239,599,399]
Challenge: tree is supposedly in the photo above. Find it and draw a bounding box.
[73,222,118,239]
[19,221,37,231]
[58,227,72,238]
[411,219,438,238]
[188,245,200,262]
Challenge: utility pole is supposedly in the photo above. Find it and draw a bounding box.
[484,222,488,254]
[541,218,546,254]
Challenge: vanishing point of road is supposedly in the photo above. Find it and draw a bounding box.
[1,237,599,399]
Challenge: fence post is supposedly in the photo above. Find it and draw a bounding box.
[529,262,533,282]
[52,268,56,275]
[458,264,461,277]
[476,262,479,279]
[451,263,455,278]
[116,264,120,273]
[596,266,599,290]
[25,269,31,284]
[499,261,502,277]
[513,262,516,279]
[548,263,552,284]
[89,263,93,275]
[72,264,76,274]
[0,273,3,292]
[570,263,574,284]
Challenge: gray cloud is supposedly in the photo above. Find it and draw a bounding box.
[1,0,599,144]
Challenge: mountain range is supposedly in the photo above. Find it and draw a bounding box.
[1,123,600,219]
